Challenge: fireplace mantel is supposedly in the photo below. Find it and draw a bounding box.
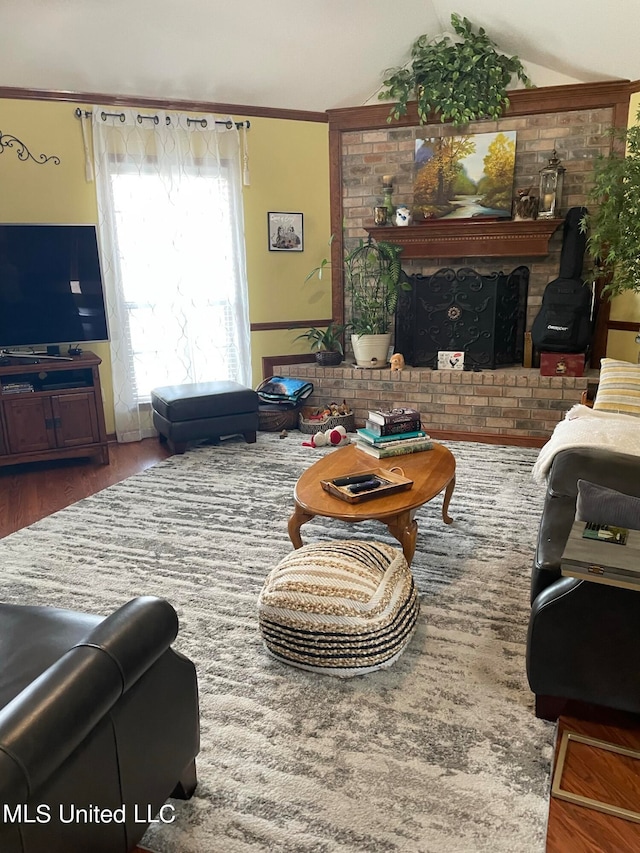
[364,218,563,259]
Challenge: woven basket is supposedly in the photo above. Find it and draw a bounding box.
[299,408,355,435]
[258,405,300,432]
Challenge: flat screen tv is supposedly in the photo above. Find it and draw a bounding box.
[0,223,109,351]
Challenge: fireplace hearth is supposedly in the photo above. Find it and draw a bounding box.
[395,266,529,370]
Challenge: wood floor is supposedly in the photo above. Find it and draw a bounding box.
[548,711,640,852]
[0,438,170,539]
[3,440,640,852]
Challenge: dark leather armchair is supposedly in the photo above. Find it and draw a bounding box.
[527,447,640,720]
[0,596,199,853]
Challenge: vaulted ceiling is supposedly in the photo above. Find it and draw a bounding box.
[1,0,638,113]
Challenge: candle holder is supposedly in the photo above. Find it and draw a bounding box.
[374,206,388,226]
[538,151,565,219]
[382,177,395,222]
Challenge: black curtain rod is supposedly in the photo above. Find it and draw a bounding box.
[74,107,250,129]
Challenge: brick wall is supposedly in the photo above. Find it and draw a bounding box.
[341,108,613,331]
[272,105,610,445]
[274,362,597,445]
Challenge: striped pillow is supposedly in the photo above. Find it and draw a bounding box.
[593,358,640,417]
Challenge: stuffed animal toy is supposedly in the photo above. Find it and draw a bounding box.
[390,352,405,371]
[302,425,349,448]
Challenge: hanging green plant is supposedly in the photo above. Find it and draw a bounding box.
[379,14,532,127]
[580,113,640,297]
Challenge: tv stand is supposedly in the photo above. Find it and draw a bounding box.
[0,351,109,467]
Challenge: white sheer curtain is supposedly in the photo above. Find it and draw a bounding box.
[92,108,251,442]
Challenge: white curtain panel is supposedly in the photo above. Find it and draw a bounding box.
[92,108,252,442]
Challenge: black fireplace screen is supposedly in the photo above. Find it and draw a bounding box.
[394,265,529,370]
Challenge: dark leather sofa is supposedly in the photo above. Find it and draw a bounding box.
[527,447,640,720]
[0,596,200,853]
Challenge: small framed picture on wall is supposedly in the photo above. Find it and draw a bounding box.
[268,212,304,252]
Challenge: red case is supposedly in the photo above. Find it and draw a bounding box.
[539,352,585,376]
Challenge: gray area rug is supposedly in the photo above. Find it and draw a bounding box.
[0,433,553,853]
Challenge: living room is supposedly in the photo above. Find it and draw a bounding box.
[2,2,640,852]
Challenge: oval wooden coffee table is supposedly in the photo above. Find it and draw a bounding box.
[288,442,456,565]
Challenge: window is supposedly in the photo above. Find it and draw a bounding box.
[111,168,241,401]
[92,109,251,442]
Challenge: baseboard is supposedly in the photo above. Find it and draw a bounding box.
[425,428,547,449]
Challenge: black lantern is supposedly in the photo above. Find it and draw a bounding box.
[538,150,565,219]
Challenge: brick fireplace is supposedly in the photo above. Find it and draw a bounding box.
[284,84,628,444]
[272,360,596,447]
[336,104,613,333]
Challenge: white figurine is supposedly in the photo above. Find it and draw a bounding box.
[395,206,412,226]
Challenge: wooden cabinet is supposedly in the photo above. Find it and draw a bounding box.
[0,351,109,467]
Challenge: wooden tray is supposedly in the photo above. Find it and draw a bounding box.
[320,468,413,504]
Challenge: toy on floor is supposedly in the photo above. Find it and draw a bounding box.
[302,425,349,449]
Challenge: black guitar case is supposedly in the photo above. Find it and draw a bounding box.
[531,207,594,354]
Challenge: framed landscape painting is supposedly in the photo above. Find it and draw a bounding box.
[268,212,304,252]
[413,131,517,220]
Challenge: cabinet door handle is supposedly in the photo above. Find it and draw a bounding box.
[45,418,54,429]
[53,417,62,428]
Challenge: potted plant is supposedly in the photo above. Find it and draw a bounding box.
[344,237,408,368]
[581,111,640,298]
[293,322,346,366]
[378,14,532,127]
[304,236,408,368]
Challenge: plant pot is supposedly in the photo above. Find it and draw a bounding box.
[351,333,391,369]
[315,350,343,366]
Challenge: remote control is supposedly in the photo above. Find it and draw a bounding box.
[348,478,381,494]
[333,474,377,487]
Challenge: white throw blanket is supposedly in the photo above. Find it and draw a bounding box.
[531,404,640,484]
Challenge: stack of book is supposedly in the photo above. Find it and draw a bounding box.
[355,407,432,458]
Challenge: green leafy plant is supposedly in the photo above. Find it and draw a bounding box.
[580,113,640,297]
[304,236,409,338]
[379,14,532,127]
[293,322,345,354]
[344,239,408,336]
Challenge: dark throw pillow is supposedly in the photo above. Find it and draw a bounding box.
[576,479,640,530]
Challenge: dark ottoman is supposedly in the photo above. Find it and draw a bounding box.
[151,380,258,454]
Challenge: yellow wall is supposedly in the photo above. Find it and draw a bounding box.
[0,98,330,433]
[242,117,331,380]
[606,90,640,363]
[0,98,115,424]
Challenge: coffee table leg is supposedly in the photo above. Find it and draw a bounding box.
[386,510,418,566]
[442,475,455,525]
[288,504,316,549]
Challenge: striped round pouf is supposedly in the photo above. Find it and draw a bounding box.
[257,541,420,677]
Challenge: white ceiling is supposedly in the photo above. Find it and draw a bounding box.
[0,0,638,113]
